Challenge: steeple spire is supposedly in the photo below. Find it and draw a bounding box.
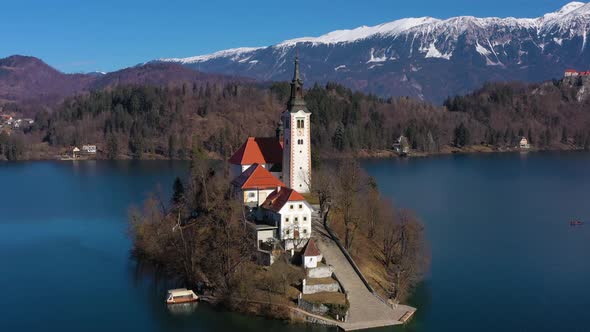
[293,50,301,83]
[288,52,308,111]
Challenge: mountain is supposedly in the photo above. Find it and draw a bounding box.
[157,2,590,103]
[0,55,94,106]
[0,55,249,113]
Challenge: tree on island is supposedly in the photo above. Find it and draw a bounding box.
[129,155,253,298]
[311,159,429,301]
[172,177,185,205]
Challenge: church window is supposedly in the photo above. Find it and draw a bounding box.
[248,192,255,198]
[290,204,294,209]
[299,204,303,209]
[303,217,307,221]
[295,217,298,222]
[303,229,307,234]
[285,217,289,222]
[297,119,304,129]
[286,230,290,235]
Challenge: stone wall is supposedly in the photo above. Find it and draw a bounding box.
[307,265,333,279]
[298,298,329,315]
[302,279,340,294]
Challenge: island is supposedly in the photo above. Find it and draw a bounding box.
[128,58,427,330]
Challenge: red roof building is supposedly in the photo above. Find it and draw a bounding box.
[231,163,285,190]
[229,137,283,166]
[261,187,306,212]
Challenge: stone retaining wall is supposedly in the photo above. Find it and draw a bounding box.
[307,265,333,279]
[302,279,340,294]
[297,298,329,315]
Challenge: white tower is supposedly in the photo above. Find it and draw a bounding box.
[282,55,311,193]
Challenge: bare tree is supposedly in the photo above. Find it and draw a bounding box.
[334,159,365,251]
[364,177,381,239]
[310,167,333,226]
[382,209,429,301]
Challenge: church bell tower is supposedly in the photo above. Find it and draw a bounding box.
[282,55,311,193]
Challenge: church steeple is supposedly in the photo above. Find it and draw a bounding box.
[282,54,312,193]
[288,53,308,111]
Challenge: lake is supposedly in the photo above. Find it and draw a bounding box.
[1,153,589,331]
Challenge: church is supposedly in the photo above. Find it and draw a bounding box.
[229,56,314,254]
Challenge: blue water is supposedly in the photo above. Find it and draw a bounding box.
[0,161,324,332]
[363,152,590,332]
[1,153,589,331]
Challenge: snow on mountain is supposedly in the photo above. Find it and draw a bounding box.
[157,2,590,102]
[542,1,585,22]
[159,47,263,64]
[160,2,590,64]
[276,17,439,46]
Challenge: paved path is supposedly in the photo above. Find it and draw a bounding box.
[311,214,415,331]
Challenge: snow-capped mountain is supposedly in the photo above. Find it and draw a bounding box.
[157,2,590,102]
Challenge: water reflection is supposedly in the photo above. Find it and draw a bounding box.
[167,302,199,315]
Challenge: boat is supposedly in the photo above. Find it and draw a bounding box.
[166,288,199,304]
[570,220,584,226]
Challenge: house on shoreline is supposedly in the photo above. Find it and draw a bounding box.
[230,56,313,259]
[519,136,530,149]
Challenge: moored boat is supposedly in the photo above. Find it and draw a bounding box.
[570,220,584,226]
[166,288,199,304]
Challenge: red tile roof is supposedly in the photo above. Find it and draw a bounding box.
[261,187,306,212]
[231,164,285,190]
[229,137,283,165]
[303,239,321,257]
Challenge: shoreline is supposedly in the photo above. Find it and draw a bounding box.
[3,144,587,163]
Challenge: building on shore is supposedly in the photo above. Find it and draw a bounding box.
[519,137,530,149]
[393,135,411,155]
[82,145,97,154]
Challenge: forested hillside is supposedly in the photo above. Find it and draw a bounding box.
[2,78,590,161]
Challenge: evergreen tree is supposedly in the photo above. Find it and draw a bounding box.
[168,135,177,159]
[453,123,470,147]
[106,134,119,160]
[333,124,345,151]
[172,177,185,204]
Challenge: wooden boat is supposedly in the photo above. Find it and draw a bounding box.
[166,288,199,304]
[570,220,584,226]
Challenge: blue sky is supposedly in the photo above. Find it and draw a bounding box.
[0,0,579,73]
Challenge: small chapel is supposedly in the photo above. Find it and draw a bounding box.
[229,56,314,257]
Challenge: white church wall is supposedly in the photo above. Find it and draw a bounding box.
[285,111,311,194]
[242,188,276,206]
[278,201,312,250]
